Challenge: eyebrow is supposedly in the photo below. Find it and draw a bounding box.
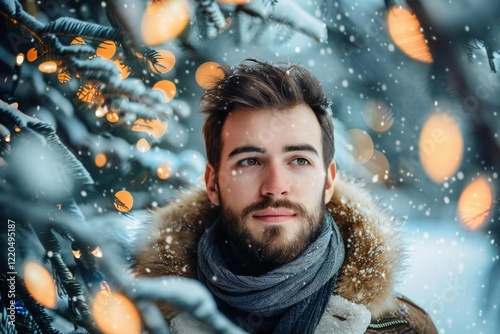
[228,145,266,158]
[284,144,320,157]
[227,144,319,158]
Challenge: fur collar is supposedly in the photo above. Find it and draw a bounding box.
[134,174,403,320]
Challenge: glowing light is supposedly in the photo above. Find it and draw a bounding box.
[106,112,119,123]
[38,61,58,74]
[195,61,225,89]
[94,153,107,168]
[132,118,168,139]
[92,291,141,334]
[16,53,24,66]
[96,40,116,60]
[458,176,493,230]
[4,135,11,143]
[27,48,37,62]
[141,0,190,46]
[114,190,133,212]
[364,150,390,182]
[23,262,57,308]
[14,125,21,132]
[157,164,172,179]
[363,100,394,132]
[71,36,85,45]
[58,67,71,83]
[72,250,82,259]
[77,83,98,102]
[216,0,251,4]
[347,128,374,163]
[90,246,103,258]
[152,80,176,102]
[95,106,109,118]
[113,60,131,79]
[149,50,176,74]
[419,113,463,183]
[387,7,432,63]
[136,138,151,152]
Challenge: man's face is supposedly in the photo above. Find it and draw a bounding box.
[205,104,336,266]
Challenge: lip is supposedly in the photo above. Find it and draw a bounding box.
[252,208,296,223]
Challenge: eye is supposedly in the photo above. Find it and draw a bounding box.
[238,158,260,166]
[291,158,310,166]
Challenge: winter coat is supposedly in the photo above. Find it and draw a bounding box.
[134,174,438,333]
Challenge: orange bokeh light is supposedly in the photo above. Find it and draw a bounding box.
[419,113,463,184]
[141,0,190,46]
[458,176,493,230]
[106,112,119,123]
[347,128,374,163]
[149,50,176,74]
[38,61,58,74]
[136,138,151,153]
[364,150,390,182]
[114,190,133,212]
[77,83,98,103]
[27,48,37,62]
[157,164,172,179]
[71,36,85,45]
[94,153,107,168]
[96,40,117,60]
[113,59,131,79]
[153,80,176,102]
[363,100,394,132]
[387,7,432,63]
[195,61,225,89]
[132,118,168,139]
[24,262,57,308]
[92,290,141,334]
[58,67,71,83]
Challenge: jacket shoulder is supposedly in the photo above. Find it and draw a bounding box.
[366,295,437,334]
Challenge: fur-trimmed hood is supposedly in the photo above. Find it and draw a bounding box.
[134,174,404,320]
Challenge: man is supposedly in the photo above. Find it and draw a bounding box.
[134,59,437,333]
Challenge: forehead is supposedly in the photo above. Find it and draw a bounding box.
[221,104,323,152]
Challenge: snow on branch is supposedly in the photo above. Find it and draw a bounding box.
[242,0,328,43]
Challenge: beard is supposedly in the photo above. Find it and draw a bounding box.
[218,194,326,269]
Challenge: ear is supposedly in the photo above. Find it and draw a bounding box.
[205,163,220,206]
[324,160,336,204]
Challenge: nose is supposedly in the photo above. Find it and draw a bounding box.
[260,160,290,198]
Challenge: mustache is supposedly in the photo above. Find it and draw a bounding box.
[241,198,308,219]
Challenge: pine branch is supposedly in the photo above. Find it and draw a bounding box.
[35,229,100,334]
[194,0,228,31]
[15,276,61,334]
[43,17,121,42]
[241,0,328,43]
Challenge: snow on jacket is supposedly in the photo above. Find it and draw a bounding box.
[134,174,438,333]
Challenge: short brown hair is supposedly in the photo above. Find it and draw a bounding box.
[201,59,334,172]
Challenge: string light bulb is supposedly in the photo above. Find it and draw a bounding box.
[38,61,58,74]
[16,53,25,66]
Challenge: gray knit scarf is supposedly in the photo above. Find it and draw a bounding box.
[197,213,345,334]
